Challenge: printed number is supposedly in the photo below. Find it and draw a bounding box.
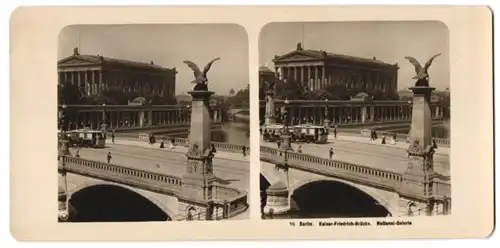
[289,222,295,226]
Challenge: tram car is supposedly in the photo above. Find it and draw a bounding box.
[69,128,106,148]
[291,124,329,144]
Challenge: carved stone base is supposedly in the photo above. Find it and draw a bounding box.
[264,181,290,215]
[397,197,433,217]
[280,134,294,152]
[177,200,212,221]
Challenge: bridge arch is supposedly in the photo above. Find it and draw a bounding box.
[291,178,396,217]
[68,182,176,221]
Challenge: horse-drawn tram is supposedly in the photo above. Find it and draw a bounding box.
[68,128,106,148]
[261,124,328,144]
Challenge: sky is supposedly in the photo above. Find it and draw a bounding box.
[58,24,249,95]
[259,21,450,91]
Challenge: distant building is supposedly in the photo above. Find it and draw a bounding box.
[272,42,399,96]
[58,47,177,104]
[259,66,275,90]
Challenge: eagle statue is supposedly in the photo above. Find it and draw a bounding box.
[404,53,441,86]
[183,58,220,90]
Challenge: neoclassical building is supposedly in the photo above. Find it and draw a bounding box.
[272,43,399,96]
[58,48,177,103]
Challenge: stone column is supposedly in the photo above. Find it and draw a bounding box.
[314,66,319,90]
[307,66,312,90]
[361,106,367,123]
[398,85,439,217]
[177,90,217,221]
[370,105,375,122]
[321,66,326,89]
[300,67,304,84]
[148,110,153,126]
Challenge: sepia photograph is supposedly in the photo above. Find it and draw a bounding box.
[258,22,451,219]
[56,24,250,222]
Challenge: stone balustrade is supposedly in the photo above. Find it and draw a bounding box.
[375,130,450,147]
[260,146,402,191]
[260,146,451,198]
[160,136,250,155]
[61,156,182,195]
[60,155,248,219]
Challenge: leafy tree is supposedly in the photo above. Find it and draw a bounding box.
[274,79,307,100]
[226,87,249,108]
[58,83,81,105]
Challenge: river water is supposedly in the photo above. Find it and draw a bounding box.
[175,121,250,145]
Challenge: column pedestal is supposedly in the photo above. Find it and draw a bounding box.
[177,90,216,221]
[398,85,438,216]
[263,181,290,218]
[264,91,276,125]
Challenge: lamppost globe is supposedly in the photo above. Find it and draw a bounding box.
[62,104,67,109]
[284,99,290,105]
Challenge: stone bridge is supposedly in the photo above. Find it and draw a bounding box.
[58,138,250,222]
[260,146,451,218]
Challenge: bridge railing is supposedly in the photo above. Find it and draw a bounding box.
[61,156,182,194]
[260,146,403,191]
[159,137,250,155]
[374,131,450,147]
[432,178,451,198]
[213,184,248,219]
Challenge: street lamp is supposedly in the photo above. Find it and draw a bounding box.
[324,97,330,129]
[101,103,107,138]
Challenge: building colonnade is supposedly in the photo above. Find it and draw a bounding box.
[262,101,445,126]
[59,106,223,131]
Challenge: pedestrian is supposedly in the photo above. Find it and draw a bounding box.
[111,130,115,144]
[329,147,334,159]
[432,140,438,149]
[107,152,112,163]
[160,138,165,149]
[242,145,246,157]
[277,140,281,149]
[169,138,175,149]
[333,126,337,139]
[381,136,386,145]
[297,144,303,153]
[211,144,217,154]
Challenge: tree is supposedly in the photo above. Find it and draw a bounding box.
[321,83,350,100]
[226,87,249,108]
[58,83,81,105]
[274,79,307,100]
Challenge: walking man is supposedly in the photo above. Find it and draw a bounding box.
[111,130,115,144]
[329,147,334,159]
[333,126,337,140]
[242,145,246,157]
[107,152,112,163]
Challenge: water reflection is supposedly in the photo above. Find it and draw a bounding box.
[175,121,249,145]
[390,121,450,139]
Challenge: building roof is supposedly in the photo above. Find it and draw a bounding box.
[273,42,398,69]
[259,66,273,73]
[58,48,175,72]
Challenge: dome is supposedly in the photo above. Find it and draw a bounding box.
[354,92,370,99]
[128,96,148,106]
[259,66,273,73]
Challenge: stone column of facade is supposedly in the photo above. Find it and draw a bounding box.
[307,66,312,90]
[361,106,367,123]
[314,66,319,90]
[300,67,304,84]
[397,85,439,217]
[177,90,217,221]
[321,66,326,89]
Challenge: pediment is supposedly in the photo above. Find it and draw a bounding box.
[58,56,99,67]
[274,52,321,62]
